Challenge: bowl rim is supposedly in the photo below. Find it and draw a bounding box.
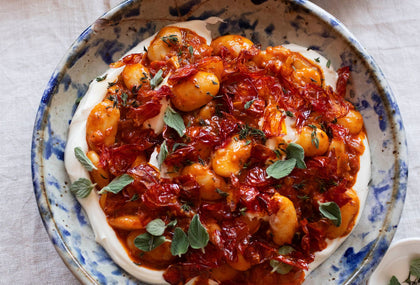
[31,0,409,284]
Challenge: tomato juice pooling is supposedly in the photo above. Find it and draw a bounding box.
[67,20,368,285]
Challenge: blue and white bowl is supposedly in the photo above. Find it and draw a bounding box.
[31,0,408,284]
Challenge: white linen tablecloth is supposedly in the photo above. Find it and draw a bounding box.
[0,0,418,284]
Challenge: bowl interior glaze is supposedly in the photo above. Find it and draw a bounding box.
[31,0,408,284]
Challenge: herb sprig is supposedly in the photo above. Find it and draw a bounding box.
[266,143,307,179]
[390,257,420,285]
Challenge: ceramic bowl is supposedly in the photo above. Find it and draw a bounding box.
[31,0,408,284]
[368,238,420,285]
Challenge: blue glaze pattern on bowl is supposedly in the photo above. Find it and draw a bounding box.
[31,0,408,284]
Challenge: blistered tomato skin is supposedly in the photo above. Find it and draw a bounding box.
[79,24,368,285]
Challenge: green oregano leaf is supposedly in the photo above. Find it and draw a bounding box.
[150,69,164,89]
[216,188,229,198]
[410,257,420,278]
[158,141,168,168]
[244,99,255,110]
[188,214,209,250]
[128,193,139,202]
[146,219,166,236]
[98,174,134,194]
[286,143,306,169]
[74,147,97,171]
[389,276,401,285]
[171,227,189,257]
[167,219,178,228]
[319,201,342,227]
[266,158,297,179]
[270,259,293,275]
[70,178,96,198]
[134,232,165,252]
[278,245,295,255]
[164,106,186,137]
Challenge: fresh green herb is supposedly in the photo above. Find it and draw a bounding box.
[411,258,420,279]
[292,182,305,190]
[244,140,252,146]
[286,143,306,169]
[314,57,320,63]
[188,46,194,56]
[172,142,188,152]
[181,203,191,212]
[177,48,183,57]
[326,59,331,68]
[161,34,179,46]
[274,149,282,158]
[70,178,96,198]
[389,257,420,284]
[238,124,266,142]
[150,69,164,89]
[278,245,294,255]
[297,195,310,200]
[270,245,295,274]
[98,174,134,194]
[183,159,194,166]
[239,207,247,216]
[389,276,401,285]
[75,96,83,104]
[164,106,186,137]
[266,158,297,179]
[96,74,107,82]
[171,227,189,257]
[198,157,206,166]
[167,220,178,228]
[134,232,165,252]
[216,188,229,198]
[285,110,294,117]
[319,201,342,227]
[121,92,128,107]
[270,259,293,274]
[244,99,255,110]
[188,214,209,250]
[158,141,168,168]
[74,147,97,171]
[308,124,320,149]
[128,193,139,202]
[146,219,166,236]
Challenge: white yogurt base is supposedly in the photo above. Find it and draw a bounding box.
[64,19,370,284]
[64,18,221,285]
